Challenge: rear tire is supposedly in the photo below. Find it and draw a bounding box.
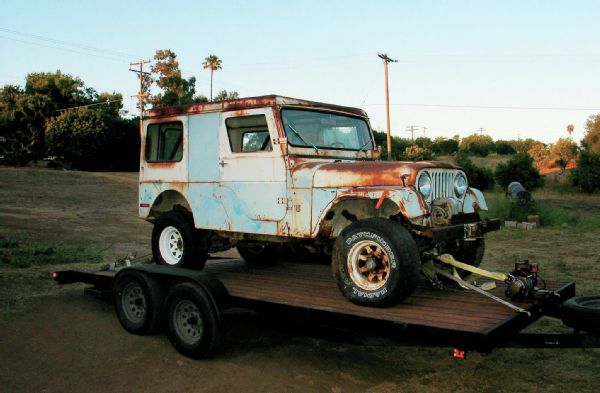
[114,271,165,335]
[332,218,420,307]
[166,282,222,359]
[237,242,279,265]
[152,211,208,269]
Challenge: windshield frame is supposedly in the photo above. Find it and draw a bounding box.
[280,108,375,153]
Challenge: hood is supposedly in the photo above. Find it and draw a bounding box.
[292,160,458,188]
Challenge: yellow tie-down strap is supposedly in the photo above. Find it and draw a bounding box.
[436,254,508,282]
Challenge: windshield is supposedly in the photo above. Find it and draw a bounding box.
[281,109,374,151]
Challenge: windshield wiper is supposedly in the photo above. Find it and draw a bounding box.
[357,139,373,154]
[286,123,319,153]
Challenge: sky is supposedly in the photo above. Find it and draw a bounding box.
[1,0,599,143]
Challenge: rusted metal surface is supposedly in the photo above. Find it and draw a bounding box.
[146,95,368,119]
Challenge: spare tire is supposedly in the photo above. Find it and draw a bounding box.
[560,296,600,335]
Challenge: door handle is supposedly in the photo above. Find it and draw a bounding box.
[219,160,227,167]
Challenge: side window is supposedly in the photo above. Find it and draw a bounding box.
[145,121,183,162]
[226,114,272,153]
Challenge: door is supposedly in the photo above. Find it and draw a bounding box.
[218,108,287,235]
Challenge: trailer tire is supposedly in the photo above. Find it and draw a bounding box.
[166,282,222,359]
[332,218,420,307]
[152,211,208,269]
[114,271,166,335]
[560,296,600,335]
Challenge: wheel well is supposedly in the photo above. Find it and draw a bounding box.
[149,190,192,219]
[317,198,400,238]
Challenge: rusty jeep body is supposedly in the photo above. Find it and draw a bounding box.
[139,95,499,306]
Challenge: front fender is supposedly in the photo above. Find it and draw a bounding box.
[462,187,488,213]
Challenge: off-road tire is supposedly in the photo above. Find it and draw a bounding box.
[152,211,208,269]
[166,282,222,359]
[114,270,166,335]
[332,218,420,307]
[237,242,279,265]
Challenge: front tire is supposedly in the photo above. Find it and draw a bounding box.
[152,211,208,269]
[332,218,420,307]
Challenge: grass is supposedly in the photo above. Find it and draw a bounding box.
[0,236,103,268]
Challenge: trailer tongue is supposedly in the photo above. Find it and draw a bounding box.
[52,255,600,359]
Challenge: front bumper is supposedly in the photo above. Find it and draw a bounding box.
[422,218,502,242]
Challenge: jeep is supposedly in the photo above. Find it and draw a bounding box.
[139,95,499,306]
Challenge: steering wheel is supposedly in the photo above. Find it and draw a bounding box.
[331,142,345,148]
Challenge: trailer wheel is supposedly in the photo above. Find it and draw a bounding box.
[332,218,420,307]
[560,296,600,335]
[166,282,221,359]
[237,242,279,265]
[114,271,165,335]
[152,211,208,269]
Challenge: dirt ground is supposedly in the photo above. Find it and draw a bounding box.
[1,166,600,393]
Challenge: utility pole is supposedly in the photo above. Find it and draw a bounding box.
[406,125,419,144]
[378,53,397,159]
[129,60,151,135]
[478,127,485,136]
[422,126,428,137]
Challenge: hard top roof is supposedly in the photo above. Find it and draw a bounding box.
[145,95,368,119]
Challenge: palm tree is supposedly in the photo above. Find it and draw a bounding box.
[202,55,222,101]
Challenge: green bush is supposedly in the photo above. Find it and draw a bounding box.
[495,140,516,155]
[494,153,544,190]
[431,138,459,155]
[570,150,600,193]
[455,153,495,190]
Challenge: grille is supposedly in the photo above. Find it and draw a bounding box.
[421,169,460,203]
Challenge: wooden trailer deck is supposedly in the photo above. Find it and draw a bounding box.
[203,259,574,339]
[55,258,575,346]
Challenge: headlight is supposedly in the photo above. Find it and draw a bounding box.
[418,171,431,197]
[454,172,468,198]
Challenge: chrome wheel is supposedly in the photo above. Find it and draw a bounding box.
[121,282,146,324]
[159,226,183,265]
[173,299,203,345]
[347,240,391,291]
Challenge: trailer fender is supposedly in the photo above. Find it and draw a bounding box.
[116,265,231,316]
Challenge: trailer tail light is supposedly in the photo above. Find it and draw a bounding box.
[140,203,150,208]
[453,348,465,359]
[51,271,58,279]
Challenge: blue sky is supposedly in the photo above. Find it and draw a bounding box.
[1,0,599,143]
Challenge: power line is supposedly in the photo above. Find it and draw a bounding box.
[53,98,123,113]
[359,103,600,111]
[0,35,129,63]
[0,27,143,59]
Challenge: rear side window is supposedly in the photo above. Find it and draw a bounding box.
[146,122,183,162]
[226,114,271,153]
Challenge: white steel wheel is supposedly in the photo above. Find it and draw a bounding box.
[172,299,204,346]
[347,240,391,291]
[159,226,184,265]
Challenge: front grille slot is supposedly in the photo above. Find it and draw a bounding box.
[426,169,458,203]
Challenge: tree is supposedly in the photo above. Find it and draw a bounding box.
[570,150,600,193]
[550,138,578,171]
[459,134,494,156]
[582,114,600,153]
[404,145,434,161]
[455,153,495,190]
[202,55,222,101]
[213,89,239,101]
[150,49,196,108]
[431,137,458,155]
[495,153,544,190]
[45,107,138,171]
[528,142,551,168]
[495,140,516,155]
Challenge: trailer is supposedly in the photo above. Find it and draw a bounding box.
[52,257,599,359]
